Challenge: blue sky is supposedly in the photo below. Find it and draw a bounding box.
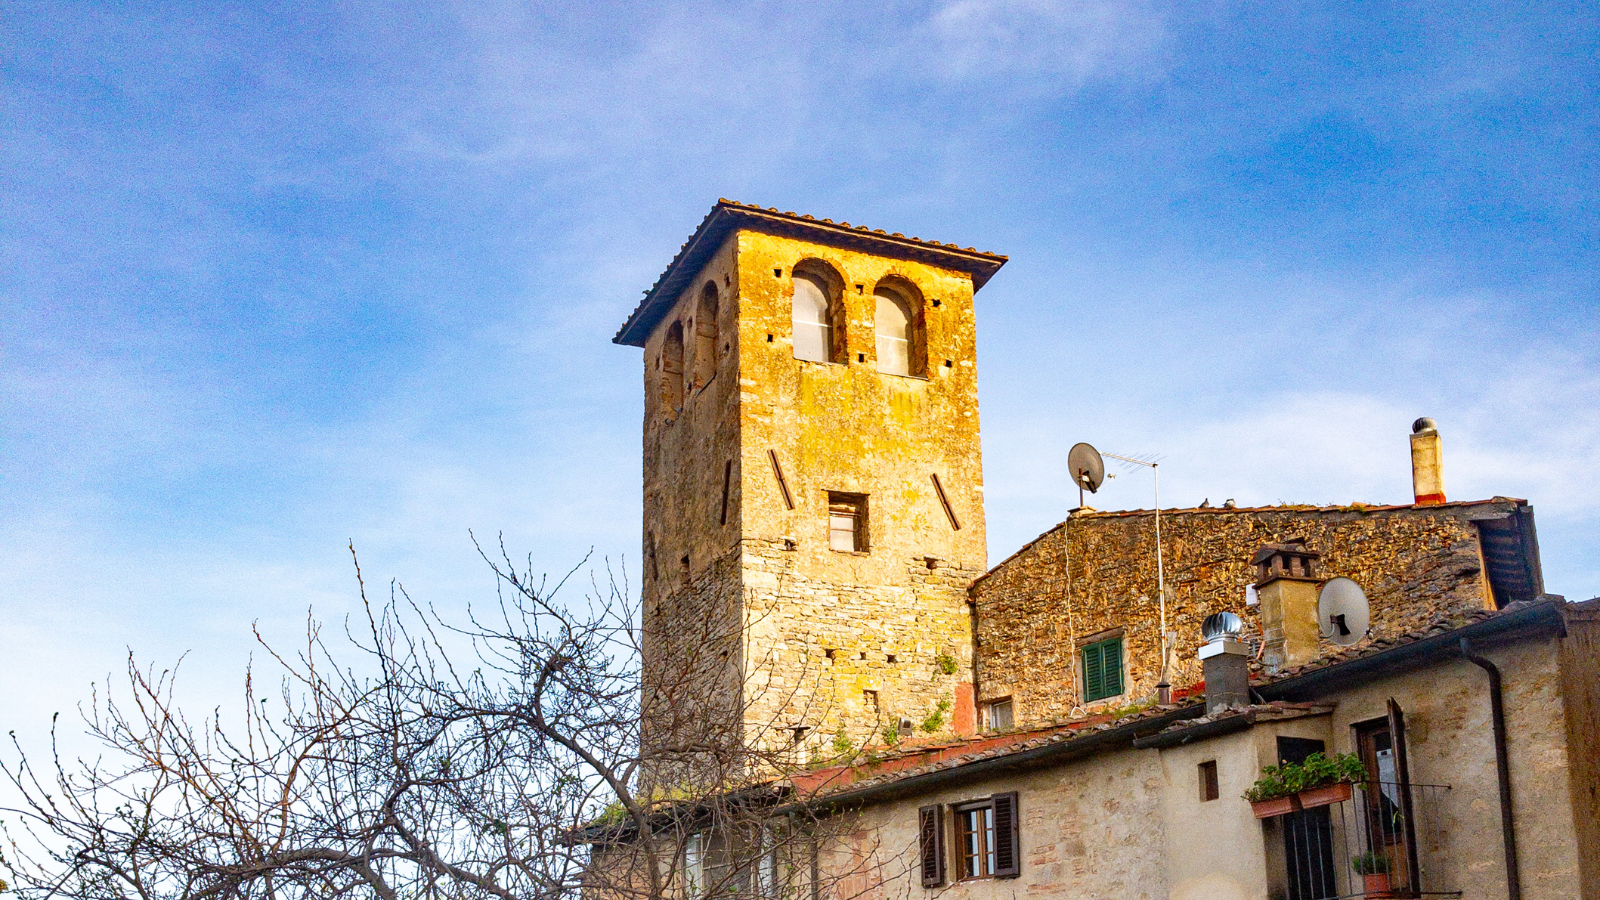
[3,1,1597,741]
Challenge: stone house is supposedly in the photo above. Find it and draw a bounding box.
[600,202,1598,900]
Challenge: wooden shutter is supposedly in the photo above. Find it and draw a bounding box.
[991,792,1020,878]
[1387,698,1421,890]
[1083,643,1104,701]
[1104,638,1123,696]
[918,804,945,887]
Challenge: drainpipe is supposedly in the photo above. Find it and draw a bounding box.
[1459,637,1521,900]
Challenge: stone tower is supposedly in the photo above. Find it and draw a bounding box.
[614,201,1005,763]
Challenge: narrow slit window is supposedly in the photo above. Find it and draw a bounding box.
[828,493,866,552]
[1199,760,1219,801]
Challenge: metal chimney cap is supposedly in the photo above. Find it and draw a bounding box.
[1202,611,1244,643]
[1412,416,1438,434]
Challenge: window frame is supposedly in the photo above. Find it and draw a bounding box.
[1080,635,1125,703]
[982,697,1014,731]
[942,791,1019,883]
[827,492,868,553]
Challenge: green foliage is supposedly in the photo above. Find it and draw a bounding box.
[880,724,902,747]
[935,653,959,675]
[1351,850,1391,875]
[831,727,853,757]
[1243,752,1365,802]
[920,698,952,733]
[1243,766,1293,802]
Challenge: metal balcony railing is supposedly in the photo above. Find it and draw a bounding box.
[1269,781,1459,900]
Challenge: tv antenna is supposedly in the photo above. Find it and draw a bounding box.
[1318,577,1370,647]
[1102,451,1170,700]
[1067,442,1105,511]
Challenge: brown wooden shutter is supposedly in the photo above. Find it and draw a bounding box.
[918,804,945,887]
[1387,698,1421,891]
[991,791,1020,878]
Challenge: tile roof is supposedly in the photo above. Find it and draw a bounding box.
[974,496,1531,589]
[613,200,1008,347]
[788,598,1566,803]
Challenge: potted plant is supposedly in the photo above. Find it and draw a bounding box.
[1296,752,1366,809]
[1244,766,1301,818]
[1351,850,1393,897]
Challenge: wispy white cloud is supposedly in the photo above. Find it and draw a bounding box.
[920,0,1170,88]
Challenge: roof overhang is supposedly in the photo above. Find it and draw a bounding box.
[613,200,1008,347]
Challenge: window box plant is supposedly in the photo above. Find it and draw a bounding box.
[1243,766,1301,818]
[1294,752,1366,809]
[1351,850,1393,898]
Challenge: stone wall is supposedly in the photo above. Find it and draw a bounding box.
[635,223,994,751]
[971,502,1512,724]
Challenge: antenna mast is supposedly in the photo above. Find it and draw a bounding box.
[1103,453,1169,702]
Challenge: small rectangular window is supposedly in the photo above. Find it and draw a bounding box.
[952,792,1020,881]
[983,698,1014,731]
[864,689,879,712]
[1199,760,1219,801]
[828,493,867,552]
[1081,636,1124,703]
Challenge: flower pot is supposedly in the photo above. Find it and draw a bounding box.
[1250,794,1302,818]
[1362,872,1393,897]
[1298,781,1354,809]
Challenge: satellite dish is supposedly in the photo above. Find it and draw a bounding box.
[1068,442,1105,509]
[1318,577,1370,646]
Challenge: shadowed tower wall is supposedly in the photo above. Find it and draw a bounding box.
[617,202,1005,766]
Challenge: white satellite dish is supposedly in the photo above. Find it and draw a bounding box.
[1317,576,1370,646]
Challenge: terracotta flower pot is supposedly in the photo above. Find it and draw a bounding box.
[1250,794,1302,818]
[1362,872,1393,897]
[1298,781,1354,809]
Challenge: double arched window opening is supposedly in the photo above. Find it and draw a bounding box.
[789,262,926,377]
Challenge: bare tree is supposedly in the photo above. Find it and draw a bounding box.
[1,541,900,900]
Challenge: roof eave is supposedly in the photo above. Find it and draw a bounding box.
[613,201,1008,348]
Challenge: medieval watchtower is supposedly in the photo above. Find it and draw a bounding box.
[614,201,1005,762]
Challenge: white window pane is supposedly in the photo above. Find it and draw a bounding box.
[794,322,830,362]
[793,275,832,362]
[876,335,910,375]
[829,525,855,552]
[874,291,913,375]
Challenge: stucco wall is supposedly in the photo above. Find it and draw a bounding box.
[806,634,1583,900]
[1557,601,1600,900]
[971,503,1510,725]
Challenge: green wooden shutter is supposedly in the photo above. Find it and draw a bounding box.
[1083,643,1103,701]
[1104,638,1123,697]
[1082,638,1123,702]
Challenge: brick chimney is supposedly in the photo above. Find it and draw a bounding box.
[1251,541,1321,671]
[1410,417,1446,506]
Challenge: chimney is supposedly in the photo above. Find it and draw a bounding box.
[1410,417,1446,506]
[1199,612,1250,714]
[1251,540,1322,671]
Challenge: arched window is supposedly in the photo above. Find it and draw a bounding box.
[660,321,684,416]
[695,282,718,388]
[792,272,833,363]
[874,286,914,376]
